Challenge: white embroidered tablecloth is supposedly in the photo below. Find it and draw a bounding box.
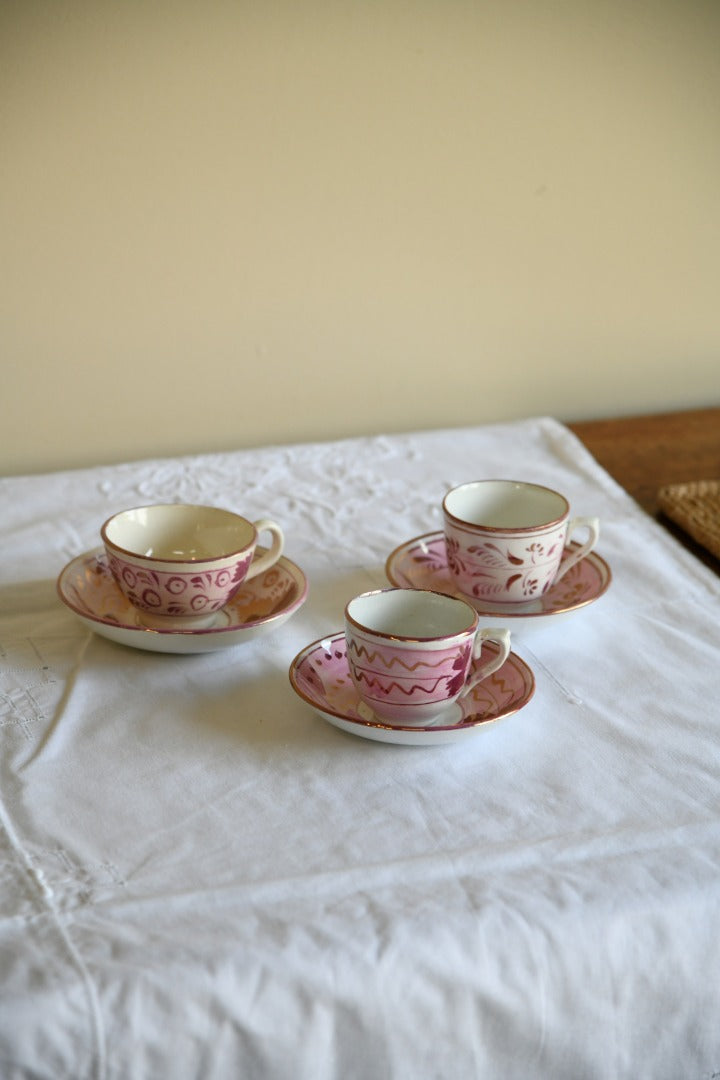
[1,417,719,1080]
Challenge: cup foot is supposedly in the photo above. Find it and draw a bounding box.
[357,699,464,728]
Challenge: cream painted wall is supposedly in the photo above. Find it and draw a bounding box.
[2,0,719,475]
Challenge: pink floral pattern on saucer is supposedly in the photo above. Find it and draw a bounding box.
[289,633,535,746]
[57,548,308,654]
[385,532,611,619]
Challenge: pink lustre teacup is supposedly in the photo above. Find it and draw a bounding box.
[442,480,599,608]
[101,504,284,629]
[344,588,511,724]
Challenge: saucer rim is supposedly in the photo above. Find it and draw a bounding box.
[385,531,611,618]
[288,631,535,734]
[57,546,308,637]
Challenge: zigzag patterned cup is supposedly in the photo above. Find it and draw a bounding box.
[344,588,510,724]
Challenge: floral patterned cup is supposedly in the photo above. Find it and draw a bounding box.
[101,504,284,628]
[443,480,599,608]
[344,588,511,724]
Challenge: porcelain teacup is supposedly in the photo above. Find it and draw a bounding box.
[101,503,284,628]
[442,479,599,608]
[344,588,511,725]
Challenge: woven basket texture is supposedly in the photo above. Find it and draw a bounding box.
[658,479,720,560]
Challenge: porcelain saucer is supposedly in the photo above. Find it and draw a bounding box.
[289,632,535,746]
[386,531,611,630]
[58,547,308,654]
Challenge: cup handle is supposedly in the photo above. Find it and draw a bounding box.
[245,519,285,581]
[553,516,600,583]
[460,627,512,698]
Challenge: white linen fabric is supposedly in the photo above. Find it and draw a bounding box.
[1,417,719,1080]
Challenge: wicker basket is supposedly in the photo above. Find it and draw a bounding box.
[657,479,720,560]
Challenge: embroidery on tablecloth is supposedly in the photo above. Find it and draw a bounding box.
[0,639,59,741]
[28,846,127,908]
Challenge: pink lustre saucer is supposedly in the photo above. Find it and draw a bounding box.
[385,531,611,627]
[289,633,535,746]
[58,547,308,654]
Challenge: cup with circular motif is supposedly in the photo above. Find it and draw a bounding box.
[101,503,284,628]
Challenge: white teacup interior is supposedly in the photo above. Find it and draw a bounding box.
[444,480,569,529]
[103,505,255,560]
[347,589,476,639]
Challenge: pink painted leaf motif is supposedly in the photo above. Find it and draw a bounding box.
[413,551,446,570]
[475,542,526,568]
[137,568,161,587]
[446,644,471,697]
[506,573,523,590]
[445,536,463,574]
[470,544,507,569]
